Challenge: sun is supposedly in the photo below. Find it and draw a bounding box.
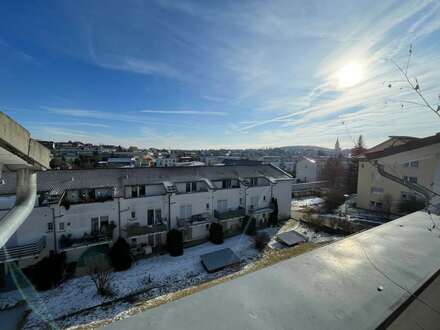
[336,62,364,88]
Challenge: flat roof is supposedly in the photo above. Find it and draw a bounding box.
[105,211,440,330]
[200,248,240,273]
[277,230,307,247]
[0,164,293,195]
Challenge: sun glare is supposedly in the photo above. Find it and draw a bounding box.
[336,62,364,88]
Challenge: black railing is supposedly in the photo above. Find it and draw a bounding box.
[214,208,245,220]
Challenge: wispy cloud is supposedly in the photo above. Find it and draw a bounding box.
[140,110,227,116]
[94,56,185,80]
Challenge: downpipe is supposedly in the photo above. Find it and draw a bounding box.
[0,168,37,249]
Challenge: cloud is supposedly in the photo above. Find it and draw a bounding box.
[140,110,227,116]
[95,56,185,80]
[42,106,192,128]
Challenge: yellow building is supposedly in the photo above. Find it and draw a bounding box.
[357,134,440,214]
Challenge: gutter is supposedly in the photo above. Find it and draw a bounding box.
[0,168,37,249]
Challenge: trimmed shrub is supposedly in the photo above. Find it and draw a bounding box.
[254,231,270,251]
[269,198,279,226]
[242,216,257,236]
[109,237,132,271]
[32,252,66,291]
[167,229,183,256]
[209,223,224,244]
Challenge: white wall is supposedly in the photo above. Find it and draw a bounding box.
[273,180,292,220]
[296,159,318,182]
[53,200,118,243]
[120,195,168,228]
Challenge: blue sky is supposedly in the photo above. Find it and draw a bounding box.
[1,0,440,149]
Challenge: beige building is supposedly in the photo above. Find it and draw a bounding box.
[357,134,440,214]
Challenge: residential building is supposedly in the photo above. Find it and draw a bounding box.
[0,165,293,280]
[357,133,440,213]
[295,157,326,183]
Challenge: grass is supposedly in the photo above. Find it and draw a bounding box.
[72,241,320,330]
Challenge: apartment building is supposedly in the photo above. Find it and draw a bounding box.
[357,133,440,213]
[295,157,326,183]
[0,165,293,273]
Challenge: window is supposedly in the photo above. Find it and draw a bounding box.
[131,211,136,219]
[47,222,53,232]
[249,178,258,187]
[91,216,109,234]
[91,217,99,234]
[59,222,65,231]
[403,176,417,183]
[410,161,419,168]
[370,187,384,195]
[155,209,162,222]
[217,199,228,212]
[179,204,192,219]
[206,203,210,209]
[100,216,109,232]
[222,179,231,189]
[131,186,138,198]
[139,185,146,197]
[186,183,191,193]
[192,182,197,192]
[147,209,155,226]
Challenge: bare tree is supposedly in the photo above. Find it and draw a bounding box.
[86,254,113,297]
[385,44,440,120]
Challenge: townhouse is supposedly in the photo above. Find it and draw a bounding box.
[0,165,293,275]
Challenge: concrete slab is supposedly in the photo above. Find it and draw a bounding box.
[0,112,50,170]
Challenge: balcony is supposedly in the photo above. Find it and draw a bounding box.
[59,227,114,251]
[0,236,46,263]
[214,207,245,220]
[126,223,168,238]
[177,213,214,227]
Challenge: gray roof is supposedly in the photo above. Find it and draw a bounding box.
[104,211,440,330]
[0,165,292,195]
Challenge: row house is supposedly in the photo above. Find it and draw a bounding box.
[0,165,293,277]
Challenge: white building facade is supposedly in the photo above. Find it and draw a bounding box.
[0,165,293,272]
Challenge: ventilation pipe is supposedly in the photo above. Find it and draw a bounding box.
[0,168,37,249]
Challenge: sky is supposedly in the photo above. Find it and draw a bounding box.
[1,0,440,150]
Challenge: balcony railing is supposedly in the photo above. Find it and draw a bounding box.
[59,230,113,250]
[177,213,214,227]
[214,207,245,220]
[0,236,46,263]
[126,223,168,237]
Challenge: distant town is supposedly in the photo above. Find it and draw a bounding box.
[37,139,350,178]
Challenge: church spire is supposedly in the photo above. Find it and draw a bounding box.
[335,138,341,151]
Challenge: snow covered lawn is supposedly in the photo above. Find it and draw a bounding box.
[0,234,259,329]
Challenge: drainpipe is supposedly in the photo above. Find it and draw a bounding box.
[50,208,58,253]
[0,168,37,249]
[117,197,121,237]
[167,194,171,229]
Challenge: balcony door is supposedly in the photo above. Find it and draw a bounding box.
[147,209,155,226]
